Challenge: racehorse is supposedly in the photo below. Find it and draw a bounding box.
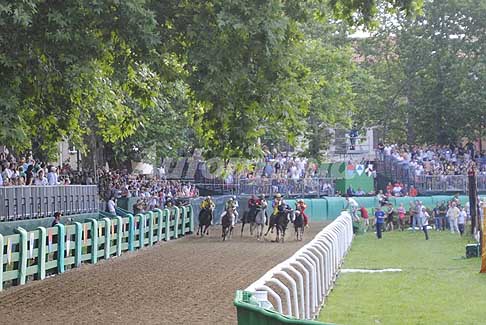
[292,210,305,241]
[275,207,292,243]
[221,208,236,241]
[254,201,268,240]
[197,207,212,237]
[240,206,257,237]
[265,205,292,242]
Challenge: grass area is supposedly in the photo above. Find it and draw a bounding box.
[319,229,486,325]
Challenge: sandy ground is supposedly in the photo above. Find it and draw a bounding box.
[0,222,328,325]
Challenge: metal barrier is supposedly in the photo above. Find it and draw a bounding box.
[236,211,353,323]
[0,185,98,222]
[195,178,336,198]
[0,206,193,291]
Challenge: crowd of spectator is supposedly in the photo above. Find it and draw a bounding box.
[0,151,71,186]
[380,143,486,176]
[357,194,486,238]
[243,148,320,180]
[100,169,198,210]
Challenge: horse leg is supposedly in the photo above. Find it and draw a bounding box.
[241,222,245,237]
[229,226,234,240]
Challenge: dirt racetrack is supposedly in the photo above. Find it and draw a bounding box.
[0,222,328,325]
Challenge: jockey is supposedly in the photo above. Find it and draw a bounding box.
[248,194,258,210]
[272,193,285,216]
[222,196,239,223]
[296,199,309,227]
[200,196,215,210]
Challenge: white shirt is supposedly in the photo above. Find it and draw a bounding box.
[108,200,116,214]
[34,177,48,186]
[458,211,466,224]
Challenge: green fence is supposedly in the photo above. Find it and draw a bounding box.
[0,206,193,291]
[283,195,471,222]
[234,291,331,325]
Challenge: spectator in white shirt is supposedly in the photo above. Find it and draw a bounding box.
[47,166,59,185]
[33,169,48,186]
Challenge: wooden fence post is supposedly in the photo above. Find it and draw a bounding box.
[127,214,135,251]
[164,209,170,241]
[15,227,28,285]
[55,223,65,274]
[74,222,83,267]
[87,219,98,264]
[115,216,123,256]
[36,227,47,279]
[103,218,111,259]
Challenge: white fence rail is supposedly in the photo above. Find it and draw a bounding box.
[245,211,353,320]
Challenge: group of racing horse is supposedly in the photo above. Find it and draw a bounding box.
[196,194,308,242]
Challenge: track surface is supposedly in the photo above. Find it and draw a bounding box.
[0,222,327,325]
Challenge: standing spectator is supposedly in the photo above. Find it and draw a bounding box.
[33,169,48,185]
[439,201,448,231]
[374,206,386,239]
[51,211,62,227]
[385,203,395,231]
[458,207,466,236]
[448,202,460,234]
[397,203,406,231]
[25,165,34,185]
[421,207,430,240]
[433,203,441,231]
[412,200,423,231]
[107,196,116,215]
[360,206,369,232]
[47,166,59,185]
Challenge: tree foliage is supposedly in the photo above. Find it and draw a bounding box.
[356,0,486,145]
[0,0,422,165]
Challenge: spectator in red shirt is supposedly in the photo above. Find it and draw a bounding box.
[409,185,418,197]
[360,206,369,231]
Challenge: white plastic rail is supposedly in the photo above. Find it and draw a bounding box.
[245,211,353,320]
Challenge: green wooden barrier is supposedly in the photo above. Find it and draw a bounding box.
[147,211,154,246]
[74,223,83,267]
[16,227,28,285]
[154,209,163,241]
[137,213,146,248]
[188,206,194,233]
[127,214,135,251]
[103,218,111,260]
[164,209,170,242]
[56,223,66,273]
[115,216,123,257]
[0,207,193,292]
[173,207,180,239]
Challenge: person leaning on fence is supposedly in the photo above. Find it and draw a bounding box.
[107,196,116,215]
[345,195,359,221]
[374,206,386,239]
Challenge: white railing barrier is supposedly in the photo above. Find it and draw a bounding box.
[245,211,353,320]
